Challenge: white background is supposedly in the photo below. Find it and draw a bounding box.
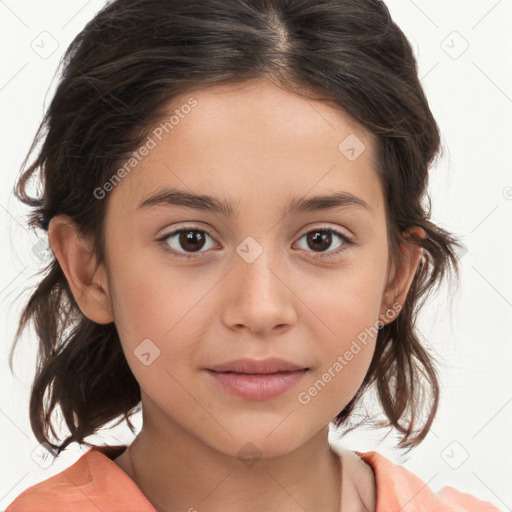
[1,0,511,510]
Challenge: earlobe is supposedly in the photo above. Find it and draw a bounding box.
[48,215,114,324]
[379,226,426,327]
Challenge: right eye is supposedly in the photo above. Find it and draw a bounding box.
[157,226,217,259]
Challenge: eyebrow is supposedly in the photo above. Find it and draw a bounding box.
[137,187,372,217]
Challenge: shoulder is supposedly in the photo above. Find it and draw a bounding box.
[6,448,97,512]
[335,445,377,511]
[5,445,154,512]
[355,449,503,512]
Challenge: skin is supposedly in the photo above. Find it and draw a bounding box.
[49,78,425,512]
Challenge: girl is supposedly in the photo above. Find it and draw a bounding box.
[6,0,503,510]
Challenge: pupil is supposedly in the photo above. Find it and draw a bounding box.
[308,231,330,252]
[180,230,205,252]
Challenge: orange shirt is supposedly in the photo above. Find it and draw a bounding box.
[6,444,502,511]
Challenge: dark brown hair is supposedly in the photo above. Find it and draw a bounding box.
[9,0,463,456]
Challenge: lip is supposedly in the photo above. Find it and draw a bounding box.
[206,369,308,400]
[207,357,308,374]
[205,358,309,401]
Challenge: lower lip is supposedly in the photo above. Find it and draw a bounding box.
[206,369,308,400]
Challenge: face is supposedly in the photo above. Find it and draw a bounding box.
[91,79,398,458]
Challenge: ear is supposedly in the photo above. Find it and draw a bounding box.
[379,226,426,327]
[48,215,114,324]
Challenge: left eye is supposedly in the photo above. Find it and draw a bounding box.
[294,228,352,257]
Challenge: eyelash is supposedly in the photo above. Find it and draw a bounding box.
[157,225,354,261]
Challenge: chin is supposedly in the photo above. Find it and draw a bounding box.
[206,425,312,461]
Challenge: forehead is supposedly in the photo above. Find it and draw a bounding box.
[108,79,384,219]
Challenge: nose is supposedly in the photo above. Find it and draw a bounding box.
[221,241,297,336]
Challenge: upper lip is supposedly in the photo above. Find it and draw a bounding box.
[207,357,309,374]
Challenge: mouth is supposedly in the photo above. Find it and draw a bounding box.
[209,369,309,375]
[207,357,309,375]
[205,367,309,401]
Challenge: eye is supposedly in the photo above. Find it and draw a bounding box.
[157,226,217,259]
[294,227,354,259]
[157,225,354,261]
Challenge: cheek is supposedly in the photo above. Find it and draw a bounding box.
[107,249,213,365]
[108,263,204,404]
[107,243,182,333]
[296,306,378,421]
[300,259,386,343]
[108,232,386,408]
[294,258,385,407]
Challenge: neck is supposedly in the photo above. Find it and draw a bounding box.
[125,427,343,512]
